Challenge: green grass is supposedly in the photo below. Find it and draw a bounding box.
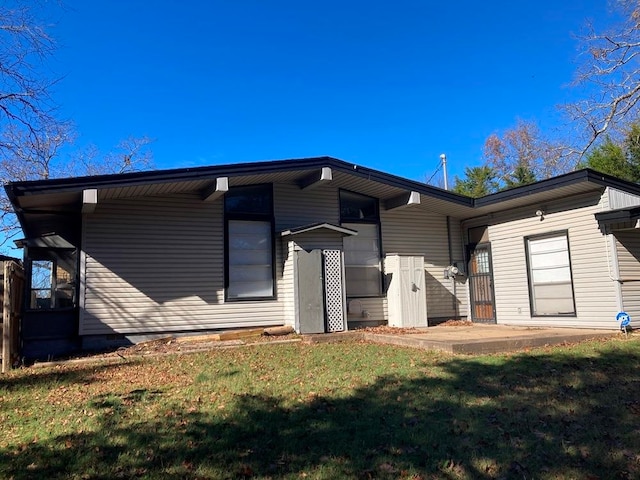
[1,336,640,479]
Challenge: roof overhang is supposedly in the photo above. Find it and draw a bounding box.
[15,234,76,249]
[469,169,639,218]
[595,205,640,233]
[7,156,640,243]
[5,156,476,241]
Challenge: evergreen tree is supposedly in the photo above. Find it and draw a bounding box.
[582,123,640,182]
[452,166,499,198]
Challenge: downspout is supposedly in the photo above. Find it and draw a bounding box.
[604,226,624,312]
[600,190,624,312]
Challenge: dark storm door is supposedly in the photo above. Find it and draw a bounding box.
[468,243,496,323]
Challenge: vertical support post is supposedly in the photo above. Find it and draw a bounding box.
[2,262,10,373]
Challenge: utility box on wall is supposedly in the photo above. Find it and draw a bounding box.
[385,254,427,328]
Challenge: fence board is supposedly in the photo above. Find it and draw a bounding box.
[2,261,24,373]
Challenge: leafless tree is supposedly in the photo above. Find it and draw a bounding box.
[483,119,571,187]
[73,136,155,176]
[566,0,640,160]
[0,1,59,159]
[0,1,67,245]
[0,2,155,247]
[1,132,155,246]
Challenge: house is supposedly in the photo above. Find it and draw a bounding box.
[5,156,640,359]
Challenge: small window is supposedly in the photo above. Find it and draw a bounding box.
[28,250,77,310]
[340,190,382,297]
[30,260,54,309]
[225,184,273,216]
[225,185,274,300]
[340,190,378,221]
[526,232,576,316]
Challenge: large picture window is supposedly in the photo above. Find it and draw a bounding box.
[340,190,382,297]
[225,185,274,300]
[525,232,576,316]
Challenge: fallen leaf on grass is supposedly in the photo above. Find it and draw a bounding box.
[378,462,397,473]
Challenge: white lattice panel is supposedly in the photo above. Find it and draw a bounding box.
[323,250,346,332]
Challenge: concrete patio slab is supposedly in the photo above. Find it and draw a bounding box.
[303,324,624,354]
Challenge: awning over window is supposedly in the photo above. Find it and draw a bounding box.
[15,234,76,250]
[280,222,358,237]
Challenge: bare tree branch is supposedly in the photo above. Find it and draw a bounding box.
[0,2,155,248]
[482,119,573,188]
[565,0,640,161]
[72,136,155,177]
[0,1,59,143]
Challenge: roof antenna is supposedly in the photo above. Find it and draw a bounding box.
[440,153,448,190]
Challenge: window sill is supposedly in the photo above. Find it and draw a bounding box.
[224,296,277,303]
[26,306,77,313]
[346,294,385,299]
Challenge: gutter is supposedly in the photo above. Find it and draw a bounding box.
[5,156,474,208]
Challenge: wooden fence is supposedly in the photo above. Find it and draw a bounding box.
[1,260,25,373]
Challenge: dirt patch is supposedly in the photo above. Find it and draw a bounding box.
[438,320,474,327]
[356,321,473,334]
[355,325,424,335]
[31,333,303,368]
[105,333,303,357]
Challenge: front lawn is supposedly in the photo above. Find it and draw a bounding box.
[1,336,639,479]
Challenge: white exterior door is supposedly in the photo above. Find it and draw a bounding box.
[387,255,428,327]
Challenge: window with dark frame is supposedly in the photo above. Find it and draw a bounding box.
[28,249,77,310]
[340,190,382,297]
[225,184,275,300]
[525,231,576,316]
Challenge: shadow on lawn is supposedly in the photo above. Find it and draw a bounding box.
[0,360,134,391]
[1,347,639,479]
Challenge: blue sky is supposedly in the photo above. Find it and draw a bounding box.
[48,0,614,184]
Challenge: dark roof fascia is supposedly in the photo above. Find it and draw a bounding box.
[594,205,640,222]
[3,182,29,236]
[472,168,640,208]
[5,156,336,195]
[335,161,473,207]
[5,156,474,208]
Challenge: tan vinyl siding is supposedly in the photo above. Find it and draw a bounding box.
[82,182,469,334]
[282,240,295,328]
[274,183,339,231]
[347,297,387,323]
[275,184,340,328]
[486,193,618,328]
[381,203,467,321]
[81,193,283,335]
[448,217,468,319]
[274,184,466,324]
[274,184,387,324]
[607,187,640,210]
[600,188,610,210]
[615,231,640,324]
